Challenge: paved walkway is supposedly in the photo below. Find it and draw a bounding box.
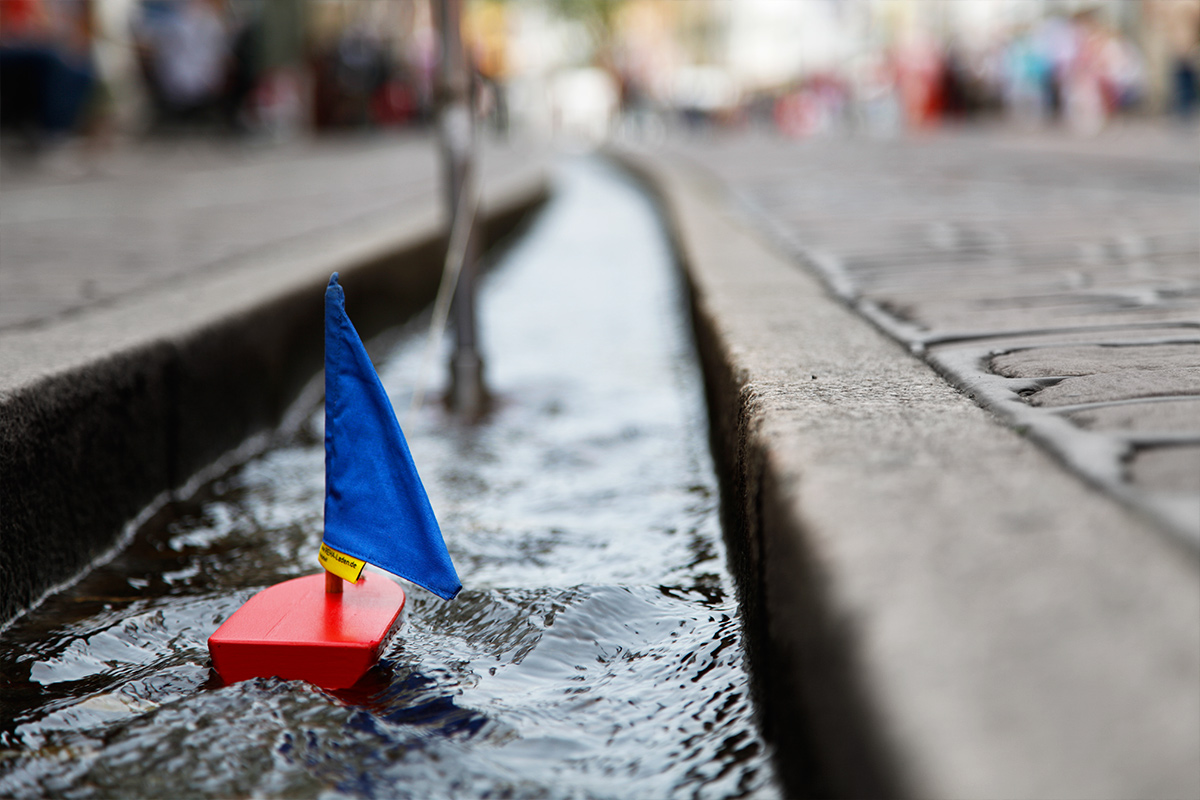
[667,124,1200,544]
[2,135,495,331]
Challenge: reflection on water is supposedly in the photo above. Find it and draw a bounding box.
[0,159,779,798]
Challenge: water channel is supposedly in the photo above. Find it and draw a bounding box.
[0,158,781,798]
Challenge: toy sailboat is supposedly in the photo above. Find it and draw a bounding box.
[208,273,461,690]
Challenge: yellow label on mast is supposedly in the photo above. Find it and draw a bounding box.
[319,542,366,583]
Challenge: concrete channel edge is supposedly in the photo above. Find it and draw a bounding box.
[613,148,1200,800]
[0,167,549,630]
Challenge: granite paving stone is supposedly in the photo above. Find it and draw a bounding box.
[666,127,1200,541]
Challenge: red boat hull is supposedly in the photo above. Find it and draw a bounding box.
[208,572,406,689]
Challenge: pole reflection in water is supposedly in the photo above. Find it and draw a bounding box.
[0,158,781,799]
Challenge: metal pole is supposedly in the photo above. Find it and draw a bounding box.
[434,0,486,420]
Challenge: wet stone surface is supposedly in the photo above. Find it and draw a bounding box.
[672,131,1200,544]
[1065,398,1200,435]
[0,159,780,799]
[991,344,1200,379]
[1021,367,1199,408]
[1130,447,1200,495]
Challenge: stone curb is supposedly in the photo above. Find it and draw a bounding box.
[0,166,549,628]
[614,149,1200,800]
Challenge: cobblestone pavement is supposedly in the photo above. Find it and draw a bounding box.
[668,125,1199,544]
[0,134,529,332]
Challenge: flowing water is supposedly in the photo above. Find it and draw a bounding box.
[0,158,780,799]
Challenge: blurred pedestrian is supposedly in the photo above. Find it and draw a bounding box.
[1162,0,1200,119]
[1034,14,1075,121]
[1103,28,1146,113]
[147,0,229,125]
[1004,24,1051,126]
[0,0,98,149]
[1062,10,1108,135]
[895,32,944,129]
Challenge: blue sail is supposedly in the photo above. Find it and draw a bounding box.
[321,273,461,600]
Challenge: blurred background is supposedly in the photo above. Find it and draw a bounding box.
[2,6,1197,796]
[1,0,1197,155]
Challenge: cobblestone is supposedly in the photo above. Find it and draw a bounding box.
[667,125,1200,544]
